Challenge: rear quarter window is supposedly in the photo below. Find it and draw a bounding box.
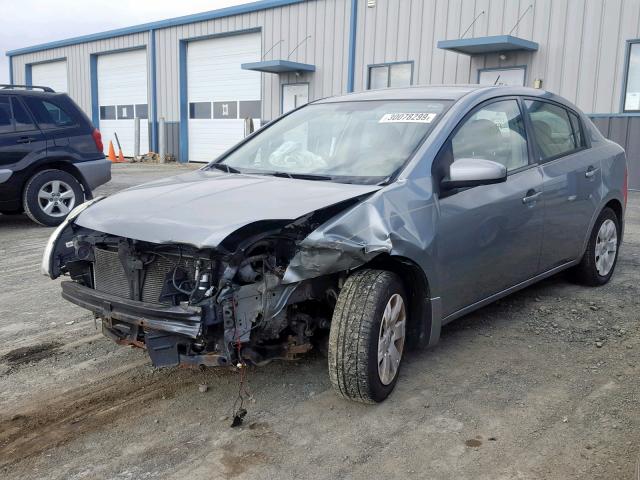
[23,97,77,129]
[524,100,582,162]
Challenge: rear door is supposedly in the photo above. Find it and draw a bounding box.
[523,99,601,271]
[435,98,544,317]
[0,95,47,169]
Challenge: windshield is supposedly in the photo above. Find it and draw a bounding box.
[212,100,451,184]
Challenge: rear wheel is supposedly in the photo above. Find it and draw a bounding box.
[23,169,84,226]
[328,269,407,403]
[571,207,620,286]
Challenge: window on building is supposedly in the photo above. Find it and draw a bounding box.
[100,106,116,120]
[452,99,529,172]
[135,104,148,119]
[623,42,640,112]
[367,62,413,90]
[524,100,581,161]
[23,97,74,129]
[117,105,134,120]
[189,102,212,119]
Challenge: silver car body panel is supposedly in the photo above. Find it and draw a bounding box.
[53,85,627,349]
[74,169,381,248]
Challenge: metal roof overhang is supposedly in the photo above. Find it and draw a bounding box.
[437,35,539,55]
[241,59,316,74]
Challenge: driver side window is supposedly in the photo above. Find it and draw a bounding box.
[451,99,529,172]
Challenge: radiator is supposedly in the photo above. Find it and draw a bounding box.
[93,248,195,304]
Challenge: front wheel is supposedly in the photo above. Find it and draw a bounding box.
[23,169,84,226]
[571,207,621,286]
[328,269,407,403]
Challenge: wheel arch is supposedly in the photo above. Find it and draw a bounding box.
[21,159,91,201]
[363,253,440,349]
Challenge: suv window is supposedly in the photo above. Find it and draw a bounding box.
[23,97,75,129]
[451,99,529,172]
[0,96,12,134]
[524,100,579,161]
[11,97,36,132]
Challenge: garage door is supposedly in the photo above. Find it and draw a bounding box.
[187,33,261,162]
[97,49,149,157]
[31,60,68,93]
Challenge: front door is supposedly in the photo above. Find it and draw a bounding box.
[435,98,544,318]
[523,99,602,270]
[283,84,309,114]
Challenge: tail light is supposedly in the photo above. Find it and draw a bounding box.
[92,128,103,153]
[623,166,628,208]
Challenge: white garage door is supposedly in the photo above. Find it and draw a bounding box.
[187,33,261,162]
[31,60,68,93]
[97,49,149,157]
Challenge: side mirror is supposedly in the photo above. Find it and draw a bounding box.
[441,158,507,190]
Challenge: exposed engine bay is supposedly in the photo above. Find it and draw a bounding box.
[52,203,356,369]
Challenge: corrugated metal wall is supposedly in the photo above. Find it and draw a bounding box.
[154,0,350,122]
[11,32,150,117]
[8,0,640,166]
[354,0,640,114]
[591,115,640,190]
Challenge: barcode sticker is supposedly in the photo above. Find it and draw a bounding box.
[379,112,437,123]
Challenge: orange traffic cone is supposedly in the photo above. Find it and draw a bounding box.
[107,141,117,162]
[117,148,125,163]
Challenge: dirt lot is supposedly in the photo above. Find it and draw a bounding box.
[0,163,638,480]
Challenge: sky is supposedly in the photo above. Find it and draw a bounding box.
[0,0,254,84]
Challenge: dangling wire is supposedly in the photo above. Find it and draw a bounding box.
[230,296,252,427]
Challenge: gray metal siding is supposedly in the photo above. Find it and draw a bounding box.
[354,0,640,114]
[11,32,150,121]
[591,115,640,190]
[154,0,351,122]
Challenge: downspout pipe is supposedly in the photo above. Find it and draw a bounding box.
[347,0,358,93]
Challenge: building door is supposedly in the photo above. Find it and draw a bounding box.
[282,84,309,114]
[97,49,149,157]
[187,32,261,163]
[478,67,526,86]
[31,60,68,93]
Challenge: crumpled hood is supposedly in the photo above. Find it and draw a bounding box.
[75,169,381,248]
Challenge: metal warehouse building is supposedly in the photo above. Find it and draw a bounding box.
[6,0,640,185]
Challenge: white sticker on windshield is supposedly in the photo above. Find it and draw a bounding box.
[379,112,437,124]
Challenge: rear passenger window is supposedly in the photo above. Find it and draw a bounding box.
[11,98,36,132]
[451,99,529,172]
[568,112,585,148]
[23,97,75,129]
[525,100,579,161]
[0,96,12,134]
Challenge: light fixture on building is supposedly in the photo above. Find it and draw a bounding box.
[533,78,543,89]
[367,0,376,7]
[499,53,508,61]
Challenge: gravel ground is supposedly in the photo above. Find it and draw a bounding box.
[0,163,638,480]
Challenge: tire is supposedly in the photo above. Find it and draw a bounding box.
[571,207,620,286]
[328,269,408,403]
[23,169,84,227]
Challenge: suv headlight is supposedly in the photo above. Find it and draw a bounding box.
[41,196,104,278]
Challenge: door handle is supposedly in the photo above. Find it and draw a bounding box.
[585,166,600,178]
[16,137,35,144]
[522,191,542,204]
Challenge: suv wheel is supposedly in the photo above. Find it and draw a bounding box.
[571,207,621,286]
[23,169,84,226]
[328,269,407,403]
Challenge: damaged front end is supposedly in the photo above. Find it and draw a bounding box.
[44,200,363,369]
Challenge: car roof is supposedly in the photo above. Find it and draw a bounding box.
[314,84,566,105]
